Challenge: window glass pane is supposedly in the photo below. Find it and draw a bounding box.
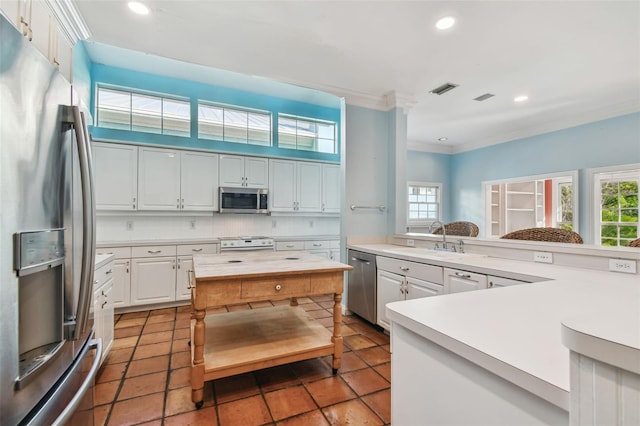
[296,135,316,151]
[317,122,334,139]
[247,112,271,146]
[317,138,335,154]
[131,93,161,134]
[621,209,638,222]
[198,104,223,140]
[97,88,130,130]
[163,99,190,137]
[224,109,248,143]
[277,115,337,154]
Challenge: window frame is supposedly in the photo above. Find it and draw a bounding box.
[406,181,442,227]
[590,164,640,247]
[277,114,337,154]
[96,86,191,137]
[197,101,272,146]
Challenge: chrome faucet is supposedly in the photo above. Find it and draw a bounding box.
[430,221,453,252]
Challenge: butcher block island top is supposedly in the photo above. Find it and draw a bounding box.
[189,251,353,408]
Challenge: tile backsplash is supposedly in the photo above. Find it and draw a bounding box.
[96,214,340,242]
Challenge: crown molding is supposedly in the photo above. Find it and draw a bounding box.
[44,0,92,44]
[407,140,454,154]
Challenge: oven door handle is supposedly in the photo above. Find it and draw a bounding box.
[51,338,102,426]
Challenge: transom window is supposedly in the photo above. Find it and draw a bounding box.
[96,87,190,137]
[278,115,337,154]
[407,182,441,225]
[594,169,639,247]
[198,103,271,146]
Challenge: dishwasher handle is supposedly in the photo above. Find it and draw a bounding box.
[351,257,371,265]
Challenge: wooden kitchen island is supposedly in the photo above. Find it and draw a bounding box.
[189,251,352,408]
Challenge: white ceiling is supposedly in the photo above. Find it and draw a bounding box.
[75,0,640,153]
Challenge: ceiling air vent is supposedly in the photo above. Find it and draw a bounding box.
[474,93,495,102]
[430,83,459,95]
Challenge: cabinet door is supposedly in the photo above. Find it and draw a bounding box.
[322,164,341,213]
[92,286,104,362]
[219,154,246,187]
[297,162,322,212]
[175,256,193,301]
[406,277,443,300]
[377,270,404,331]
[101,278,114,363]
[28,0,50,59]
[112,259,131,308]
[93,143,138,210]
[244,157,268,188]
[330,249,340,261]
[487,275,527,288]
[307,249,330,258]
[130,256,176,305]
[0,0,22,29]
[269,159,296,212]
[180,152,218,211]
[51,22,72,82]
[138,147,181,210]
[444,268,488,293]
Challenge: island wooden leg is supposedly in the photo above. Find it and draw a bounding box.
[191,308,206,408]
[290,297,298,307]
[331,293,343,374]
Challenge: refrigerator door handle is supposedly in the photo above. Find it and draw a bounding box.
[70,106,96,339]
[51,338,102,426]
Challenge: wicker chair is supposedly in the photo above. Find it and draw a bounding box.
[432,221,480,237]
[500,227,583,244]
[628,238,640,247]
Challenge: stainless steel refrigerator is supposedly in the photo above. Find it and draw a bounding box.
[0,14,101,425]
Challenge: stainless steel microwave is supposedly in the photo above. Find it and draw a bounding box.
[219,187,269,214]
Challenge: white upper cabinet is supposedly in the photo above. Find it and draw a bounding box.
[138,147,218,211]
[1,0,73,82]
[93,142,138,211]
[137,147,182,210]
[219,154,268,188]
[269,159,322,213]
[180,151,218,211]
[322,164,340,213]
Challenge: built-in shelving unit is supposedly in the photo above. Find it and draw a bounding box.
[488,180,545,237]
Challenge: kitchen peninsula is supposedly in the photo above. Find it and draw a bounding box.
[347,240,640,425]
[189,251,352,408]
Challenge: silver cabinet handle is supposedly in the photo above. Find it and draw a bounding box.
[400,266,410,271]
[454,272,472,279]
[192,248,203,252]
[105,269,113,275]
[133,197,136,209]
[286,244,295,248]
[148,250,162,254]
[351,257,370,264]
[313,243,322,247]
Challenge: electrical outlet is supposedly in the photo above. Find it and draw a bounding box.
[126,221,133,231]
[609,259,637,274]
[406,239,415,247]
[533,251,553,263]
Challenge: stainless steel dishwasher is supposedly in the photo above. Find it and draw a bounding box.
[347,250,377,324]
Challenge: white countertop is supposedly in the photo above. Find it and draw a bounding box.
[94,253,114,269]
[96,235,340,247]
[348,242,640,410]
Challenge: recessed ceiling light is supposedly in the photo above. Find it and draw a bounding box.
[438,137,448,142]
[514,95,529,103]
[435,16,456,30]
[128,1,150,15]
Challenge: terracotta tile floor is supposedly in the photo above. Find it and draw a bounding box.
[95,295,391,425]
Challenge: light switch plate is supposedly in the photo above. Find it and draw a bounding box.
[406,239,415,247]
[533,251,553,263]
[608,259,637,274]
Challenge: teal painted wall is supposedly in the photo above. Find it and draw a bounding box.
[449,112,640,241]
[88,62,342,162]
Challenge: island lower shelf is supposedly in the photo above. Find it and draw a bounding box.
[190,305,335,381]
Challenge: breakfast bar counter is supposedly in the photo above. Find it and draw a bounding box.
[189,251,352,408]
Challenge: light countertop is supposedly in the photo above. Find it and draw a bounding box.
[348,242,640,411]
[94,253,114,269]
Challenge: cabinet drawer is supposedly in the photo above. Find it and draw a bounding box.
[304,240,339,250]
[377,256,443,284]
[241,276,310,299]
[177,243,218,256]
[276,241,305,251]
[131,245,177,258]
[97,246,131,259]
[94,261,115,290]
[487,275,528,287]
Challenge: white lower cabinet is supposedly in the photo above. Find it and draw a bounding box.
[93,259,115,366]
[131,256,176,305]
[276,239,340,261]
[376,257,444,331]
[443,268,488,293]
[176,256,193,301]
[487,275,528,288]
[112,259,131,308]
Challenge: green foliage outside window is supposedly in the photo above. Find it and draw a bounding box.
[600,181,638,246]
